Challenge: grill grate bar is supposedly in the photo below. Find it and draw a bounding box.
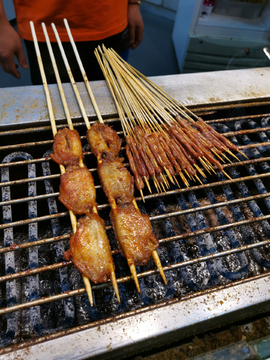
[0,155,268,187]
[1,176,270,230]
[1,156,270,208]
[0,260,72,282]
[1,206,270,279]
[1,237,270,316]
[206,113,270,124]
[191,99,270,113]
[0,234,70,254]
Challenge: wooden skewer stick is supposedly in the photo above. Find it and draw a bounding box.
[110,47,247,168]
[222,170,232,180]
[179,171,190,187]
[43,22,120,303]
[63,19,104,124]
[173,175,181,189]
[238,150,249,159]
[194,164,206,178]
[41,22,96,305]
[211,149,225,163]
[224,148,241,162]
[220,152,233,164]
[29,21,95,305]
[51,23,91,130]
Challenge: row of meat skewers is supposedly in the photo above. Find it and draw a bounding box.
[95,46,247,197]
[29,20,247,305]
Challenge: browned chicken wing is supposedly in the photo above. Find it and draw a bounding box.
[50,128,83,166]
[98,151,134,205]
[63,214,114,284]
[110,203,159,266]
[59,166,96,214]
[87,122,122,158]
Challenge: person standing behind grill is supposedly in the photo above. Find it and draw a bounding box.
[0,0,144,84]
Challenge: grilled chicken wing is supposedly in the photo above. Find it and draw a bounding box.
[98,151,134,205]
[110,203,159,266]
[50,128,83,166]
[63,214,114,284]
[87,122,122,158]
[58,165,96,214]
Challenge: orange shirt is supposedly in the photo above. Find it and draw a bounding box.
[13,0,128,42]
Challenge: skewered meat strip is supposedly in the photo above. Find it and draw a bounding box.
[176,116,213,150]
[169,125,203,159]
[126,135,150,181]
[126,145,145,191]
[98,150,134,205]
[169,125,224,171]
[194,117,239,152]
[58,165,96,215]
[110,203,159,266]
[158,133,181,175]
[63,214,114,284]
[136,143,155,178]
[134,126,163,176]
[50,128,83,166]
[144,132,175,177]
[169,137,197,176]
[87,122,122,158]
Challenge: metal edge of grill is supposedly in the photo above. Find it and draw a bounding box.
[1,69,270,359]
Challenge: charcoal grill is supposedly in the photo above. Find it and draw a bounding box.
[1,68,270,359]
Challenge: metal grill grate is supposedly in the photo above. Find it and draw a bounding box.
[1,100,270,355]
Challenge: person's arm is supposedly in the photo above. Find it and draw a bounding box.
[127,1,144,50]
[0,0,28,79]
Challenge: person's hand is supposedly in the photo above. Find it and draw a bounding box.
[0,22,28,79]
[127,3,144,50]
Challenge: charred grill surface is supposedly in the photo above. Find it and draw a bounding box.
[1,102,270,353]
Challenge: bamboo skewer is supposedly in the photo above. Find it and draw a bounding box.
[29,21,95,305]
[43,22,121,303]
[61,21,167,288]
[53,21,167,290]
[106,47,247,167]
[98,47,229,185]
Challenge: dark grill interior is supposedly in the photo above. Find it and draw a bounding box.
[1,100,270,354]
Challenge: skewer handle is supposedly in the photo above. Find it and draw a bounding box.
[31,21,94,306]
[63,19,104,125]
[51,22,91,130]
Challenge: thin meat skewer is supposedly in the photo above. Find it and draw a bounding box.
[125,135,152,193]
[126,144,145,194]
[193,117,244,160]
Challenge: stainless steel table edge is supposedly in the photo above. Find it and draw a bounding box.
[1,67,270,127]
[2,273,270,360]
